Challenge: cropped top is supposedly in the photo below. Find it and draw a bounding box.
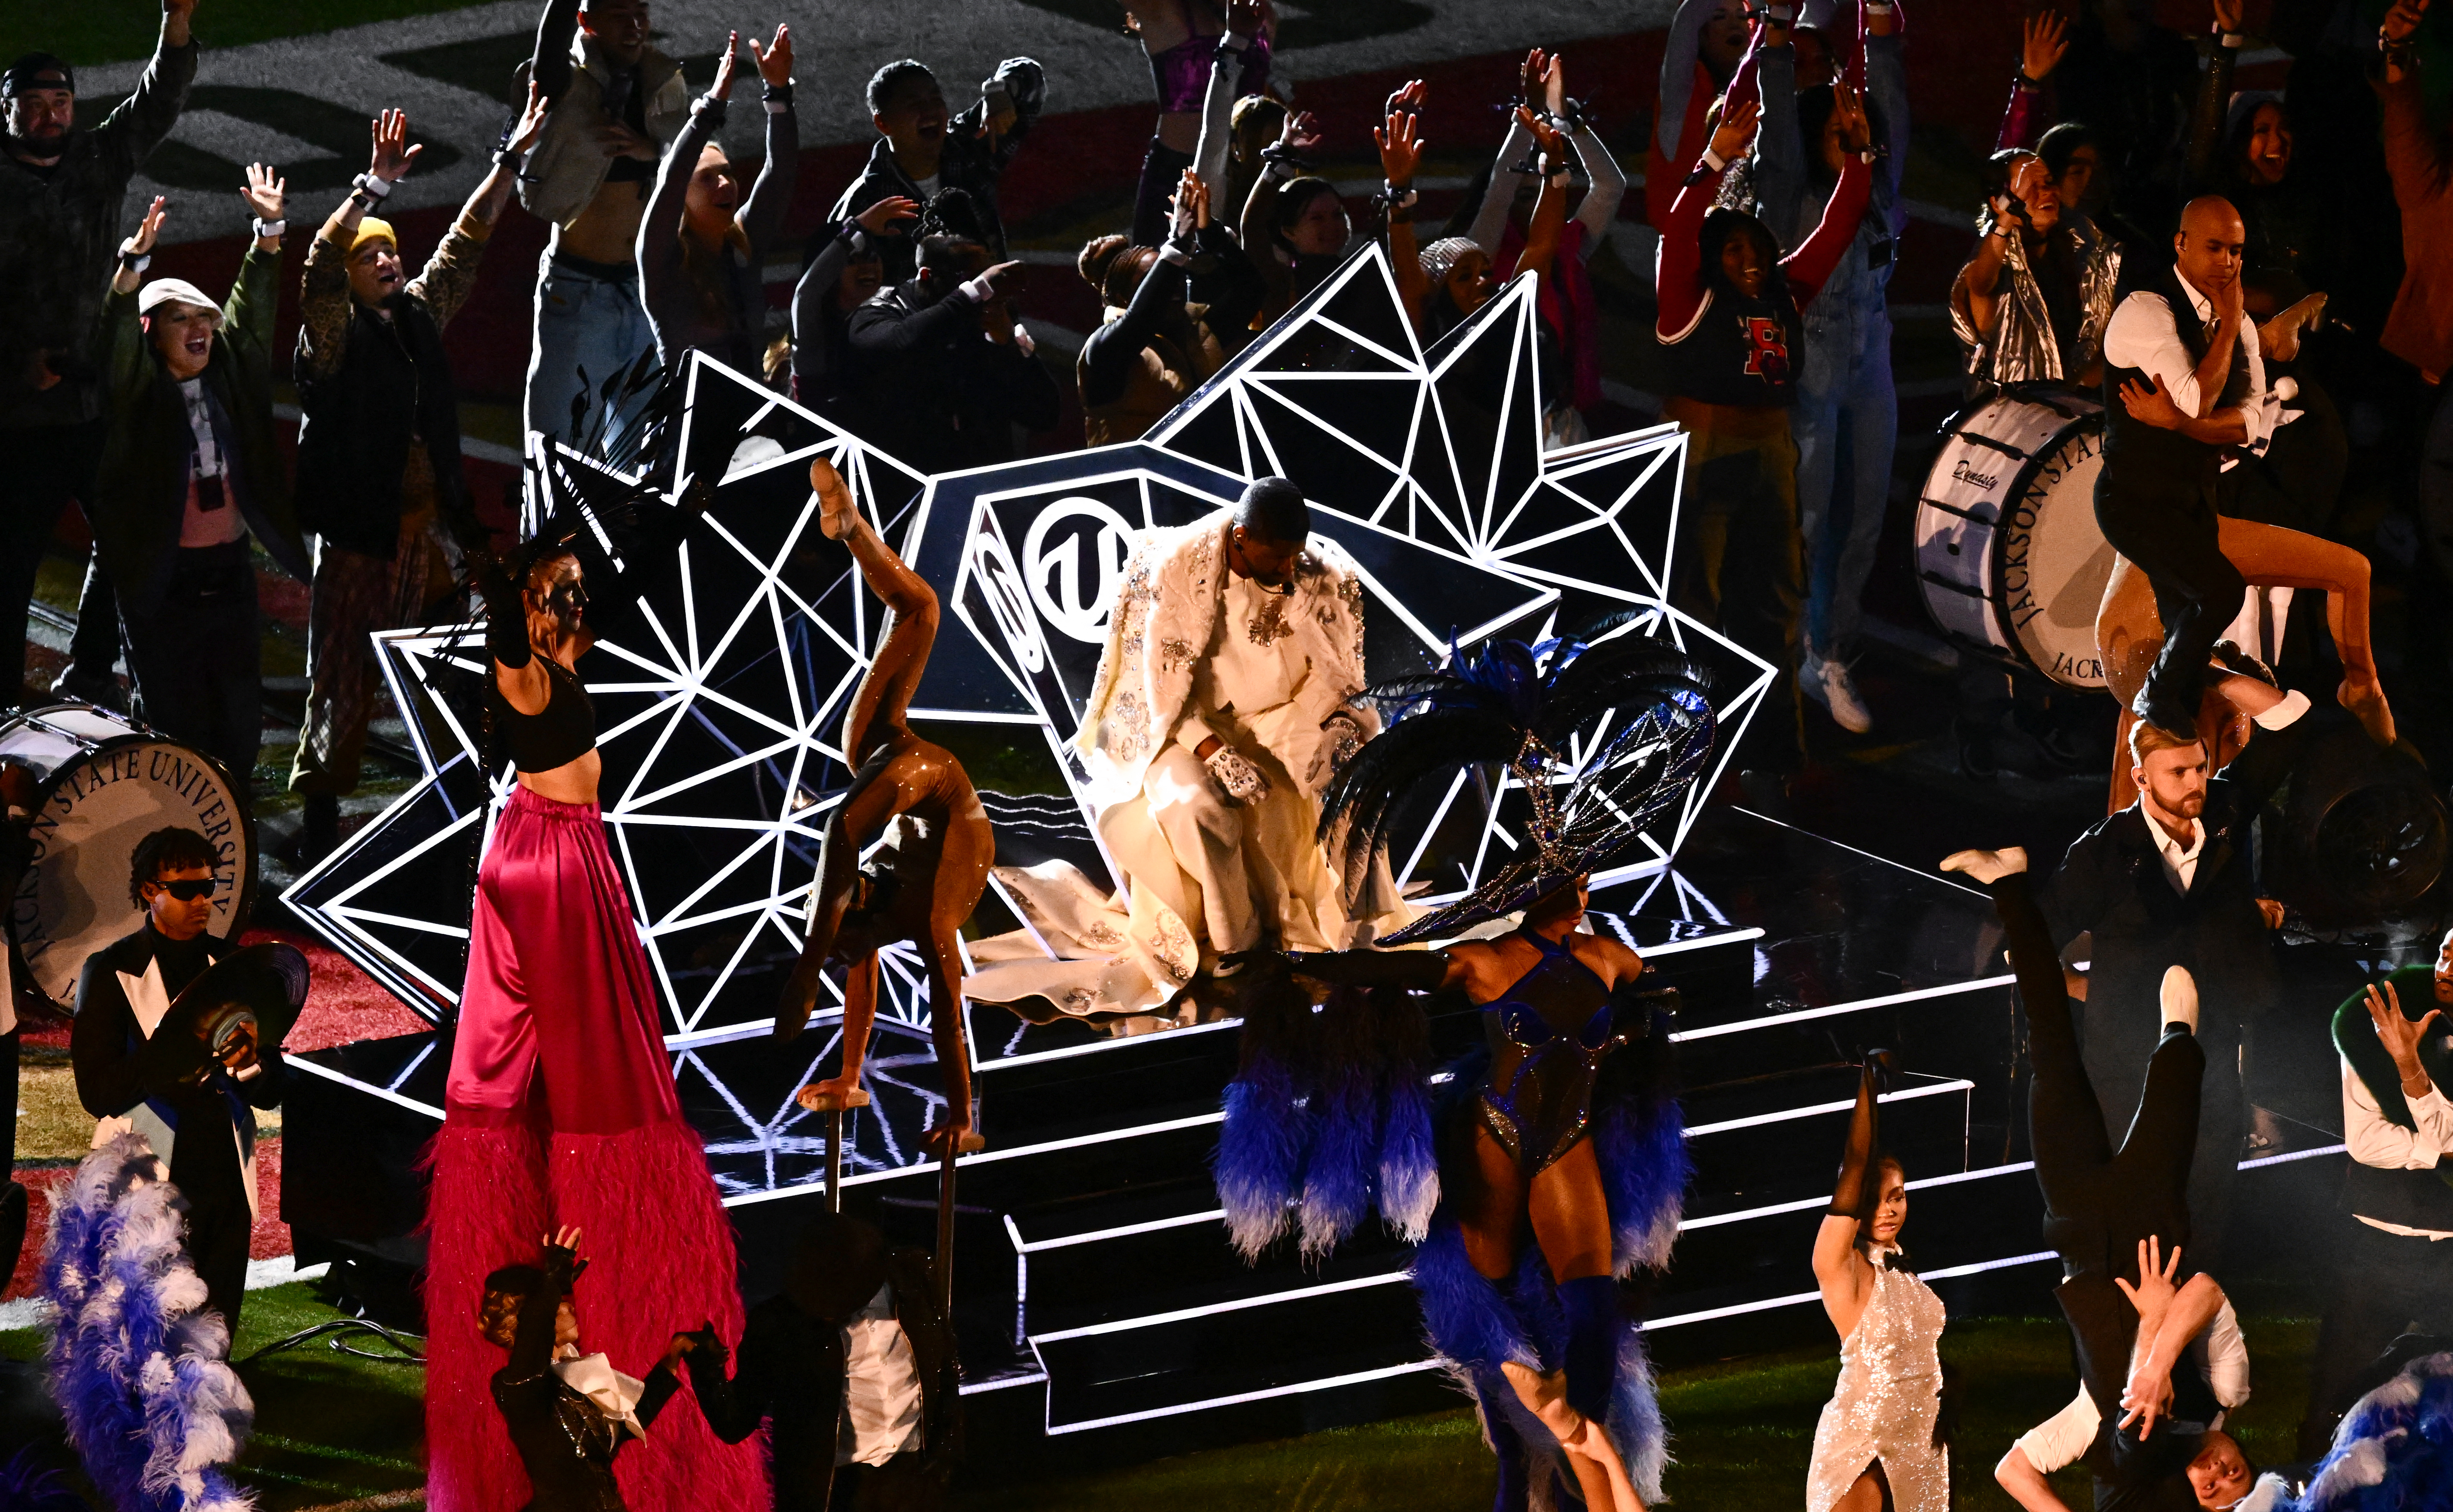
[497,657,597,774]
[1147,28,1271,115]
[1473,931,1624,1175]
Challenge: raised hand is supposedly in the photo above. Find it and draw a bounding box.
[855,194,922,236]
[1542,49,1566,115]
[2213,0,2245,34]
[1707,98,1761,166]
[1518,46,1546,106]
[749,22,792,90]
[125,196,168,259]
[1831,79,1871,153]
[2384,0,2429,40]
[712,30,742,100]
[240,163,284,223]
[2369,979,2447,1079]
[1376,99,1424,187]
[2022,9,2070,80]
[370,108,422,183]
[1518,104,1566,168]
[545,1224,583,1258]
[507,78,552,158]
[1278,108,1323,156]
[2113,1236,2182,1320]
[1169,167,1209,240]
[1383,77,1427,121]
[2119,374,2187,430]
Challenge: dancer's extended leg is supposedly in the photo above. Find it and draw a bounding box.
[2214,516,2392,744]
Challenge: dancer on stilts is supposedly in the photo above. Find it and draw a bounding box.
[776,454,993,1156]
[423,521,763,1512]
[1221,630,1716,1512]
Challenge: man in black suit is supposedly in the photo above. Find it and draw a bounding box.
[72,825,287,1334]
[2039,667,2323,1271]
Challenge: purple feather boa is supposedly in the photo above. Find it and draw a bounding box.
[39,1134,254,1512]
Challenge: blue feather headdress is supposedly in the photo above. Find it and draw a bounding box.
[1321,625,1715,945]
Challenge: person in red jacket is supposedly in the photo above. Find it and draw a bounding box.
[1654,84,1873,793]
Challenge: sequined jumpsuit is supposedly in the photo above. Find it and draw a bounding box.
[1805,1253,1949,1512]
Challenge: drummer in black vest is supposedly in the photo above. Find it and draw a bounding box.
[1653,84,1874,790]
[2296,931,2453,1456]
[2098,196,2267,739]
[71,825,288,1334]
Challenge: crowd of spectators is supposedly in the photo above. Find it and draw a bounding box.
[3,0,2451,820]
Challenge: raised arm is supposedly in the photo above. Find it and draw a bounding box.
[1655,101,1756,340]
[410,89,554,330]
[2378,1,2450,214]
[1510,111,1572,301]
[1193,0,1264,194]
[1751,33,1807,240]
[1466,49,1545,256]
[225,167,287,358]
[1812,1057,1884,1337]
[529,0,581,101]
[2118,1240,2227,1439]
[1779,87,1875,310]
[737,26,800,259]
[1997,9,2067,152]
[506,1235,581,1380]
[1865,5,1910,216]
[1376,86,1430,325]
[1081,249,1191,409]
[91,0,200,179]
[638,42,736,312]
[2186,1,2242,190]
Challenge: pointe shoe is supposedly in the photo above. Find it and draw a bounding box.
[2160,964,2199,1034]
[810,455,860,541]
[1940,846,2028,885]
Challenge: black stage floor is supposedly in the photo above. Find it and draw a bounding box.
[281,800,2412,1459]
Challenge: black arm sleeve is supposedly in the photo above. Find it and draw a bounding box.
[531,0,581,100]
[1830,1063,1879,1219]
[1282,949,1451,991]
[1080,258,1189,410]
[630,1363,682,1433]
[481,561,532,670]
[504,1247,574,1380]
[845,294,982,362]
[684,1325,768,1445]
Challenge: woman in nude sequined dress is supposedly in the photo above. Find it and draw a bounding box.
[1806,1054,1950,1512]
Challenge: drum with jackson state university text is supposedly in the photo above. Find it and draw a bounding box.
[2,705,255,1012]
[1912,391,2115,691]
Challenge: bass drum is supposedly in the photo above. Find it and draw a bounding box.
[1,706,255,1011]
[1913,391,2115,690]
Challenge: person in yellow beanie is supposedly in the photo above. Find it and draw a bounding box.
[286,95,546,863]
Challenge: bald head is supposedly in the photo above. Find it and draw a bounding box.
[2173,196,2245,303]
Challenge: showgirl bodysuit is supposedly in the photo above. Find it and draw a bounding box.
[1474,931,1625,1174]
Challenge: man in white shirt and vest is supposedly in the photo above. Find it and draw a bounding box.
[2297,929,2453,1456]
[2096,196,2267,741]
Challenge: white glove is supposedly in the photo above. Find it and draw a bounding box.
[1205,745,1272,806]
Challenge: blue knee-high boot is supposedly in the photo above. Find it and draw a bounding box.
[1474,1369,1531,1512]
[1559,1275,1622,1422]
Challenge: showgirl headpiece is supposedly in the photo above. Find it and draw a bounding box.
[1321,625,1716,945]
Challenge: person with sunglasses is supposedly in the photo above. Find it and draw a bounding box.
[70,825,286,1335]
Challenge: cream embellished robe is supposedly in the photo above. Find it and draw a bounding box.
[968,510,1401,1023]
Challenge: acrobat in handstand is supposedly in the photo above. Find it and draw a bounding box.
[775,456,994,1156]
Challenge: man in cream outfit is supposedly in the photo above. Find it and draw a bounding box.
[1073,478,1398,996]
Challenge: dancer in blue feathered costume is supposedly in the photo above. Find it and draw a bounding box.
[2254,1351,2453,1512]
[39,1132,254,1512]
[1219,629,1713,1512]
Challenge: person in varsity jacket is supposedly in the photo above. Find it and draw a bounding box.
[2295,927,2453,1457]
[1654,78,1873,789]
